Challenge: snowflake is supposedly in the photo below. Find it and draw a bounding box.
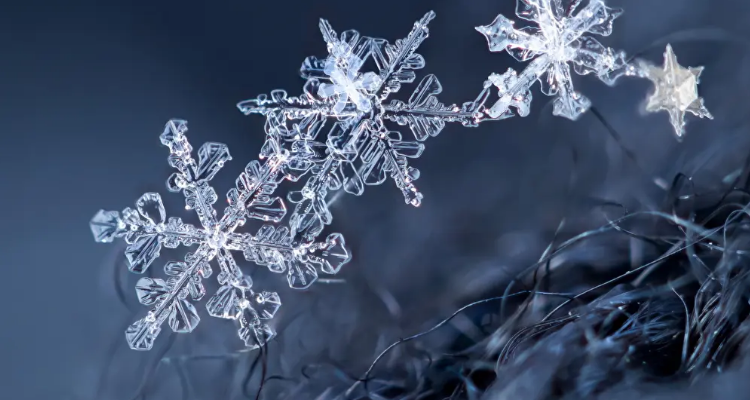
[476,0,633,120]
[237,11,497,247]
[638,44,713,138]
[90,120,350,351]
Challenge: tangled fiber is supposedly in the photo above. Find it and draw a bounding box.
[270,169,750,400]
[96,125,750,400]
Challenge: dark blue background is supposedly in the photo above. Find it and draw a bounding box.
[1,0,748,399]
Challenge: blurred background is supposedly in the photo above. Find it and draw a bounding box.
[1,0,749,399]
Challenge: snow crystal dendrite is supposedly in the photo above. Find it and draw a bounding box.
[90,120,350,351]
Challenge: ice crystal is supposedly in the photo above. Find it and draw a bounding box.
[237,11,497,221]
[89,5,717,353]
[476,0,633,120]
[638,44,713,138]
[90,120,351,351]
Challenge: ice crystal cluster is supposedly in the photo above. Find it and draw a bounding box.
[91,12,499,351]
[90,0,714,352]
[475,0,711,136]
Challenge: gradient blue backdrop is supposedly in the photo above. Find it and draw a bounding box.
[1,0,748,399]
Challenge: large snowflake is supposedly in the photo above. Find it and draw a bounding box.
[237,11,497,244]
[476,0,632,120]
[90,120,350,351]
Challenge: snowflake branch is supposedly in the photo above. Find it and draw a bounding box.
[370,11,435,101]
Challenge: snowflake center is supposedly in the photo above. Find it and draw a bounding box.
[546,30,571,62]
[207,229,228,250]
[549,47,567,62]
[238,298,250,309]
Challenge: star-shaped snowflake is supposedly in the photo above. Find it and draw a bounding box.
[640,44,712,138]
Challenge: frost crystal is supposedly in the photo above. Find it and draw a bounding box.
[638,44,713,138]
[238,11,497,212]
[476,0,632,120]
[90,120,350,351]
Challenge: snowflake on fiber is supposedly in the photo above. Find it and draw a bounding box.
[476,0,632,120]
[90,120,350,351]
[237,11,497,237]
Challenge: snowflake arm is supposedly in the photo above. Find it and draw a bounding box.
[368,11,434,101]
[90,120,350,351]
[91,200,205,273]
[382,74,495,137]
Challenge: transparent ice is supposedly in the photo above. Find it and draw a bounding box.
[90,6,716,353]
[238,11,500,213]
[90,120,350,350]
[637,44,713,138]
[476,0,634,120]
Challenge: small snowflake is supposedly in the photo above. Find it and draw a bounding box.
[476,0,631,120]
[639,44,713,138]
